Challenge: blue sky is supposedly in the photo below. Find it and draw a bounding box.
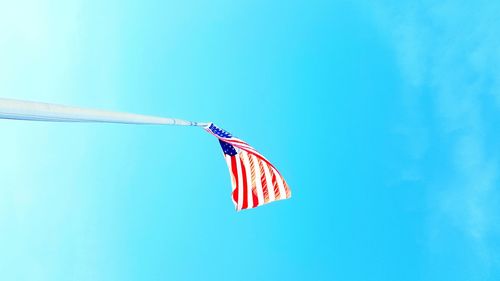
[1,1,500,280]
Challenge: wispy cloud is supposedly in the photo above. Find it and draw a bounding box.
[370,0,500,277]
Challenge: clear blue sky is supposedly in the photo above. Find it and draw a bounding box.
[1,1,500,280]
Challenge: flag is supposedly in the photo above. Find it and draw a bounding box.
[205,123,291,211]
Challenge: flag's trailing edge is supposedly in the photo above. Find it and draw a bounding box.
[204,123,291,211]
[0,98,291,211]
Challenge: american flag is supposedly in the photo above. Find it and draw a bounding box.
[205,123,291,211]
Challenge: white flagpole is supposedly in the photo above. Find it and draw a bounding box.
[0,98,209,127]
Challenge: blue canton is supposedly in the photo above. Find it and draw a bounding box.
[209,123,232,138]
[209,123,237,156]
[219,140,237,156]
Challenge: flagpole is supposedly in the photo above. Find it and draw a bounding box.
[0,98,209,127]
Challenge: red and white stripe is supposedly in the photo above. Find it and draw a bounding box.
[224,150,291,211]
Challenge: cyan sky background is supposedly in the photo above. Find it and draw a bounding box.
[1,1,500,280]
